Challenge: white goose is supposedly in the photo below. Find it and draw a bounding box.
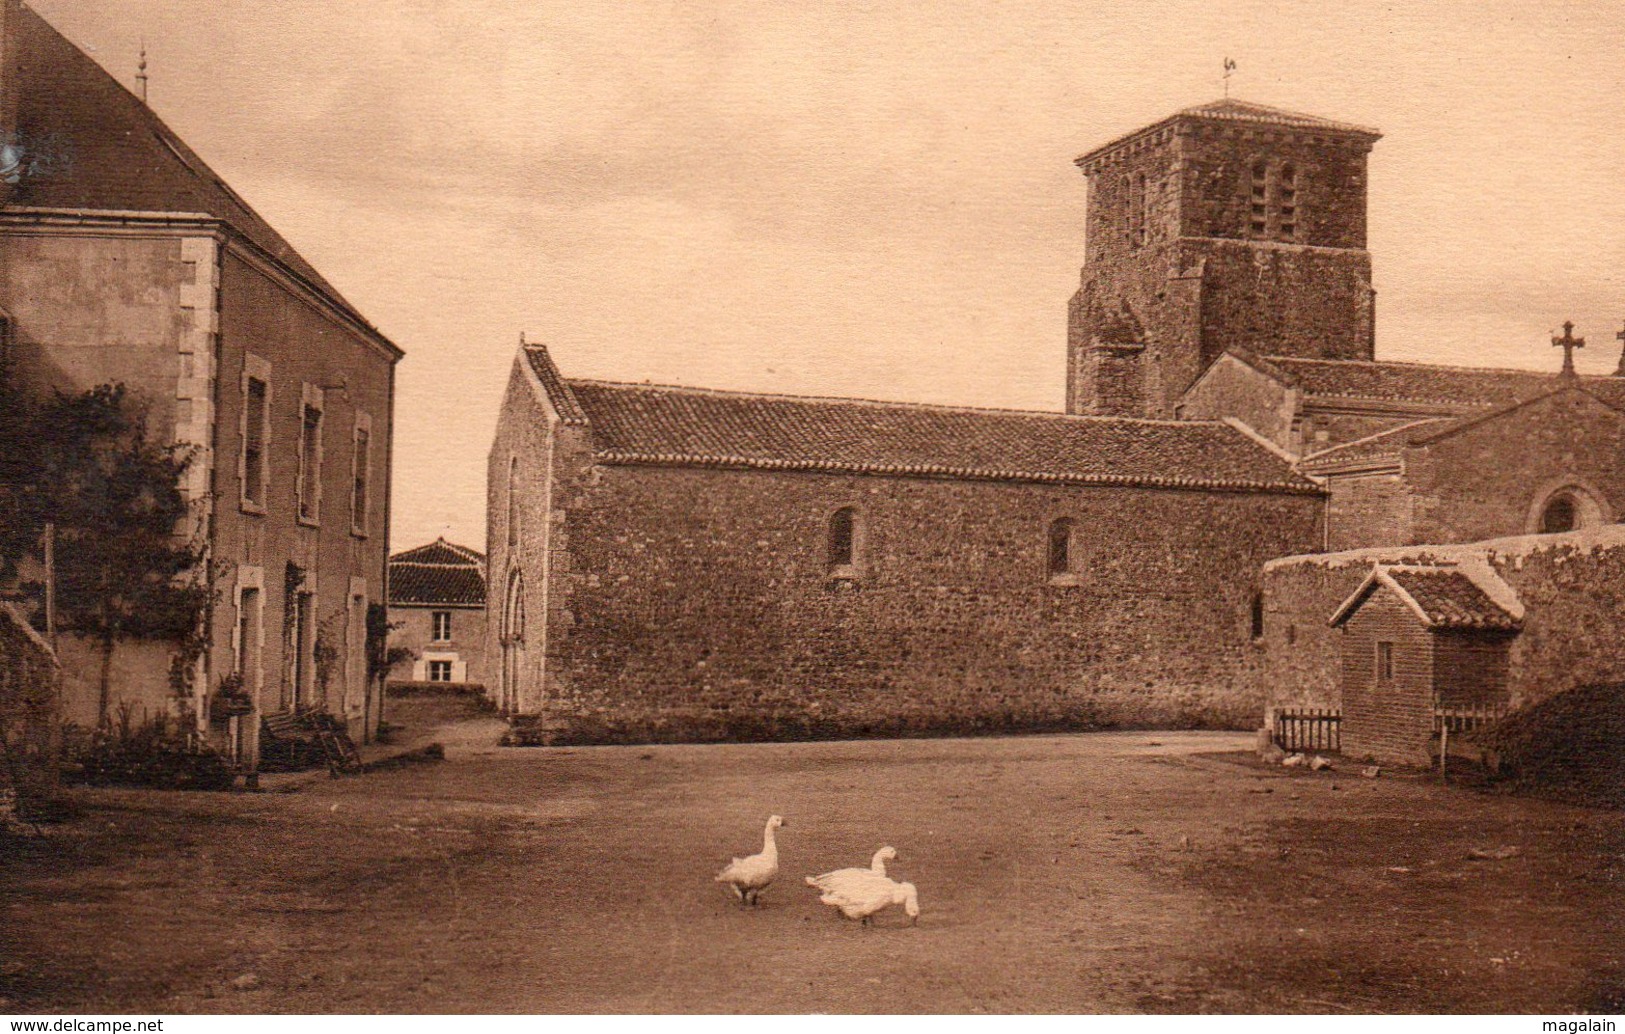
[715,814,785,907]
[805,845,898,894]
[811,870,920,927]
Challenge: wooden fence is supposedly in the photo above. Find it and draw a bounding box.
[1273,708,1340,753]
[1432,700,1510,736]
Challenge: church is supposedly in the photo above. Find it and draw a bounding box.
[486,98,1625,745]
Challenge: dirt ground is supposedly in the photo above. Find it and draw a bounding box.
[3,696,1622,1014]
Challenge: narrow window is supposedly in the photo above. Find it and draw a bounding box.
[427,660,453,682]
[242,376,269,509]
[1540,495,1577,534]
[1249,161,1268,236]
[1134,173,1148,246]
[507,456,520,549]
[297,394,324,523]
[828,506,857,570]
[1048,518,1075,579]
[351,416,371,536]
[1278,163,1297,238]
[1250,592,1265,640]
[1376,641,1395,682]
[432,611,452,643]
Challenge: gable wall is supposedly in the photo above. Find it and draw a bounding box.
[1338,590,1434,764]
[1404,391,1625,544]
[1177,355,1298,452]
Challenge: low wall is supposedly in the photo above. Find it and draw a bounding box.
[1260,525,1625,745]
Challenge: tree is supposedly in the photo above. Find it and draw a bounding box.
[4,384,210,722]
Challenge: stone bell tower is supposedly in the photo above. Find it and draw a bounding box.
[1067,99,1381,417]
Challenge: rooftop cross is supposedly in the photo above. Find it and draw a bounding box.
[1552,320,1584,378]
[1615,319,1625,377]
[1223,57,1236,99]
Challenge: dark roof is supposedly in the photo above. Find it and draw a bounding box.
[7,3,385,341]
[1331,565,1521,632]
[389,538,485,606]
[1078,98,1380,169]
[553,378,1320,494]
[523,345,587,424]
[1264,356,1625,409]
[1386,568,1521,632]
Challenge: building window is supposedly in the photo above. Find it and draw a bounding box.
[828,506,859,572]
[427,660,453,682]
[240,358,271,512]
[1047,518,1075,580]
[297,387,324,524]
[1376,641,1395,683]
[432,611,452,643]
[507,456,520,549]
[1250,592,1265,640]
[1278,163,1297,239]
[1540,495,1577,534]
[351,413,372,537]
[1249,161,1268,236]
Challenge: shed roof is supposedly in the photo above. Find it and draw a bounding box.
[1330,564,1522,632]
[527,355,1321,494]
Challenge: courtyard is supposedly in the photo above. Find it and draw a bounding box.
[2,696,1622,1014]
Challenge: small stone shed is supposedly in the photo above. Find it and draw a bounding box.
[1328,564,1522,764]
[1259,525,1625,767]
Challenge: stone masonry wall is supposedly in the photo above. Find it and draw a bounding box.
[1177,354,1299,453]
[534,460,1323,743]
[1325,471,1412,550]
[1262,527,1625,762]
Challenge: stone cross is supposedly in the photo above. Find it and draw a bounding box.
[1614,320,1625,377]
[1553,321,1584,377]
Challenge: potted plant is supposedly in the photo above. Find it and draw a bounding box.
[210,672,254,721]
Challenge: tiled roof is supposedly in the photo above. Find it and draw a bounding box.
[523,345,587,424]
[1386,568,1522,632]
[1078,98,1379,169]
[1331,564,1521,632]
[391,538,484,566]
[561,380,1322,494]
[1265,356,1625,409]
[389,539,486,606]
[1177,99,1380,137]
[7,4,381,339]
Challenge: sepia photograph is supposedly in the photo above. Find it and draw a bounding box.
[1,0,1622,1018]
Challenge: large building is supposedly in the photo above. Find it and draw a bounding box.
[0,1,400,765]
[488,97,1625,746]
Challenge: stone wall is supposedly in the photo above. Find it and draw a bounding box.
[1178,354,1299,452]
[1261,527,1625,760]
[526,456,1323,743]
[1325,471,1412,551]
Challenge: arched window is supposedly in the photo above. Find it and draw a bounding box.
[1134,173,1148,246]
[1048,518,1075,578]
[828,507,858,571]
[1540,495,1577,534]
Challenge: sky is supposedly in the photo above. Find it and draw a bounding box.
[33,0,1625,551]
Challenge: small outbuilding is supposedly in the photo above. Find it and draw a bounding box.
[1329,563,1522,765]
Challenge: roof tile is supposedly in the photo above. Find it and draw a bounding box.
[563,381,1321,494]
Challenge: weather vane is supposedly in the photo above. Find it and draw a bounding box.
[1223,57,1236,99]
[136,42,148,103]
